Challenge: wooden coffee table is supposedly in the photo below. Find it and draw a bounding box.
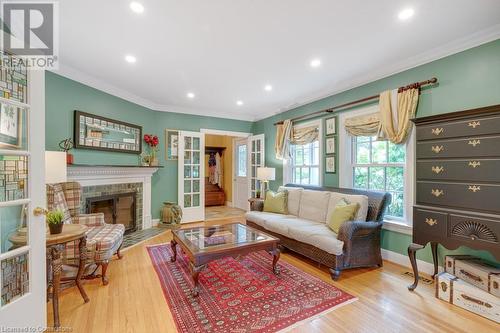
[170,223,280,296]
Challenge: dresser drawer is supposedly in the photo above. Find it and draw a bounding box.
[449,214,499,247]
[416,115,500,141]
[416,159,500,182]
[416,136,500,159]
[413,207,447,237]
[416,182,500,214]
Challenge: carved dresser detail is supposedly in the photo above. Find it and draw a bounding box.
[408,104,500,291]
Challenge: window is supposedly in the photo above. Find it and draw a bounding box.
[352,136,405,219]
[290,141,320,185]
[237,144,247,177]
[284,120,322,186]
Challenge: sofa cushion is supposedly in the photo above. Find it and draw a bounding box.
[327,192,369,222]
[278,186,302,216]
[298,190,331,223]
[288,223,344,256]
[245,211,296,228]
[263,190,288,214]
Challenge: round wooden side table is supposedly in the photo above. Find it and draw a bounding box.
[9,224,89,328]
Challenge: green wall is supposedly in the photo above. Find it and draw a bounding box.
[45,71,253,220]
[252,39,500,265]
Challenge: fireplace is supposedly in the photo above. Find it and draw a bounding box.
[86,192,137,233]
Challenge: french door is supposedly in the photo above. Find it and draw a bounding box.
[249,134,265,198]
[233,138,249,210]
[0,68,46,327]
[178,131,205,223]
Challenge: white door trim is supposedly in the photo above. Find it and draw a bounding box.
[200,128,251,138]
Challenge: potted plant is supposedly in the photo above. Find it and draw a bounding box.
[144,134,159,166]
[59,138,74,164]
[46,210,64,235]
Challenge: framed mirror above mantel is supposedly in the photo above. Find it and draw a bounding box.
[74,110,142,154]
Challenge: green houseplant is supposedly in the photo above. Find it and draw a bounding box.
[46,210,64,235]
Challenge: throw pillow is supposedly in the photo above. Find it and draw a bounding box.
[327,198,359,233]
[263,190,288,214]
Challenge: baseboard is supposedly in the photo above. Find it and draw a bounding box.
[225,201,233,207]
[381,249,444,276]
[152,218,160,227]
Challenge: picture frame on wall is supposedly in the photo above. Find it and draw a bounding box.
[326,156,336,173]
[0,103,22,149]
[165,129,179,160]
[325,117,336,135]
[326,137,335,154]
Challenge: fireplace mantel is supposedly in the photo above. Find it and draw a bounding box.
[67,164,160,229]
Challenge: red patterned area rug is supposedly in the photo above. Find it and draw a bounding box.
[147,244,357,333]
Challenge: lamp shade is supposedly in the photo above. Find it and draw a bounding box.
[45,151,67,184]
[257,167,275,181]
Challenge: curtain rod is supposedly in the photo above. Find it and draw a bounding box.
[273,77,438,126]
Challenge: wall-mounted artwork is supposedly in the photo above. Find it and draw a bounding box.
[326,137,335,154]
[74,111,142,154]
[326,156,336,173]
[325,117,336,135]
[165,129,179,160]
[0,103,23,149]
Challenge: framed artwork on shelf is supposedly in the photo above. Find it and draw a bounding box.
[326,137,335,154]
[0,103,23,149]
[325,116,336,135]
[326,156,336,174]
[74,110,142,154]
[165,129,179,160]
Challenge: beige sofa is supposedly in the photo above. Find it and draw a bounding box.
[246,184,391,279]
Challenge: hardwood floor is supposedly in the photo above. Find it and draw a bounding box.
[48,217,499,333]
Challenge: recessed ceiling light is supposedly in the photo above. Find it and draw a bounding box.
[236,100,244,106]
[398,8,414,21]
[310,58,321,68]
[124,55,137,63]
[264,84,273,92]
[130,2,144,14]
[186,92,195,99]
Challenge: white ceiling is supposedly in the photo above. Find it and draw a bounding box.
[55,0,500,121]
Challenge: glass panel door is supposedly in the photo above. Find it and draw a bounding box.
[178,131,205,223]
[0,55,46,327]
[248,134,264,198]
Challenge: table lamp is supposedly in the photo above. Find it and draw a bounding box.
[257,167,275,199]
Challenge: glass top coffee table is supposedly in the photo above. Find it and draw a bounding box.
[170,223,280,296]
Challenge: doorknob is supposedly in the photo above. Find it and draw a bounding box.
[33,207,48,216]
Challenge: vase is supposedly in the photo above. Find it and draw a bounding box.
[161,201,182,224]
[48,223,63,235]
[149,157,159,166]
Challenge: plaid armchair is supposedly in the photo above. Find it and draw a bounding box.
[47,182,125,285]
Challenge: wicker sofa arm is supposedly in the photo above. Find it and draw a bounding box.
[337,220,383,242]
[248,198,264,211]
[74,213,105,227]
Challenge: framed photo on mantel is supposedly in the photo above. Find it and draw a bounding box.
[74,110,142,154]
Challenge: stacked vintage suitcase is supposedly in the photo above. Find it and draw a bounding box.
[436,255,500,323]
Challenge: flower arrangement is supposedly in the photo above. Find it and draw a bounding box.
[144,134,159,166]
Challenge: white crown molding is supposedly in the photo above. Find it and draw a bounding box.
[253,24,500,122]
[53,25,500,123]
[52,64,256,122]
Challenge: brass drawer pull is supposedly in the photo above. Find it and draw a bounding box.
[461,294,492,308]
[468,161,481,168]
[468,121,481,129]
[468,185,481,193]
[431,145,444,153]
[425,218,438,226]
[432,166,444,174]
[468,139,481,147]
[431,127,444,136]
[459,269,482,282]
[431,189,444,197]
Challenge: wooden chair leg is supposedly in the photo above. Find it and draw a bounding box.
[101,262,109,286]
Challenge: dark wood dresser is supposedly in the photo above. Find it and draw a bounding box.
[408,104,500,290]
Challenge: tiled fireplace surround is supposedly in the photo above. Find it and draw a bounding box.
[67,165,159,230]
